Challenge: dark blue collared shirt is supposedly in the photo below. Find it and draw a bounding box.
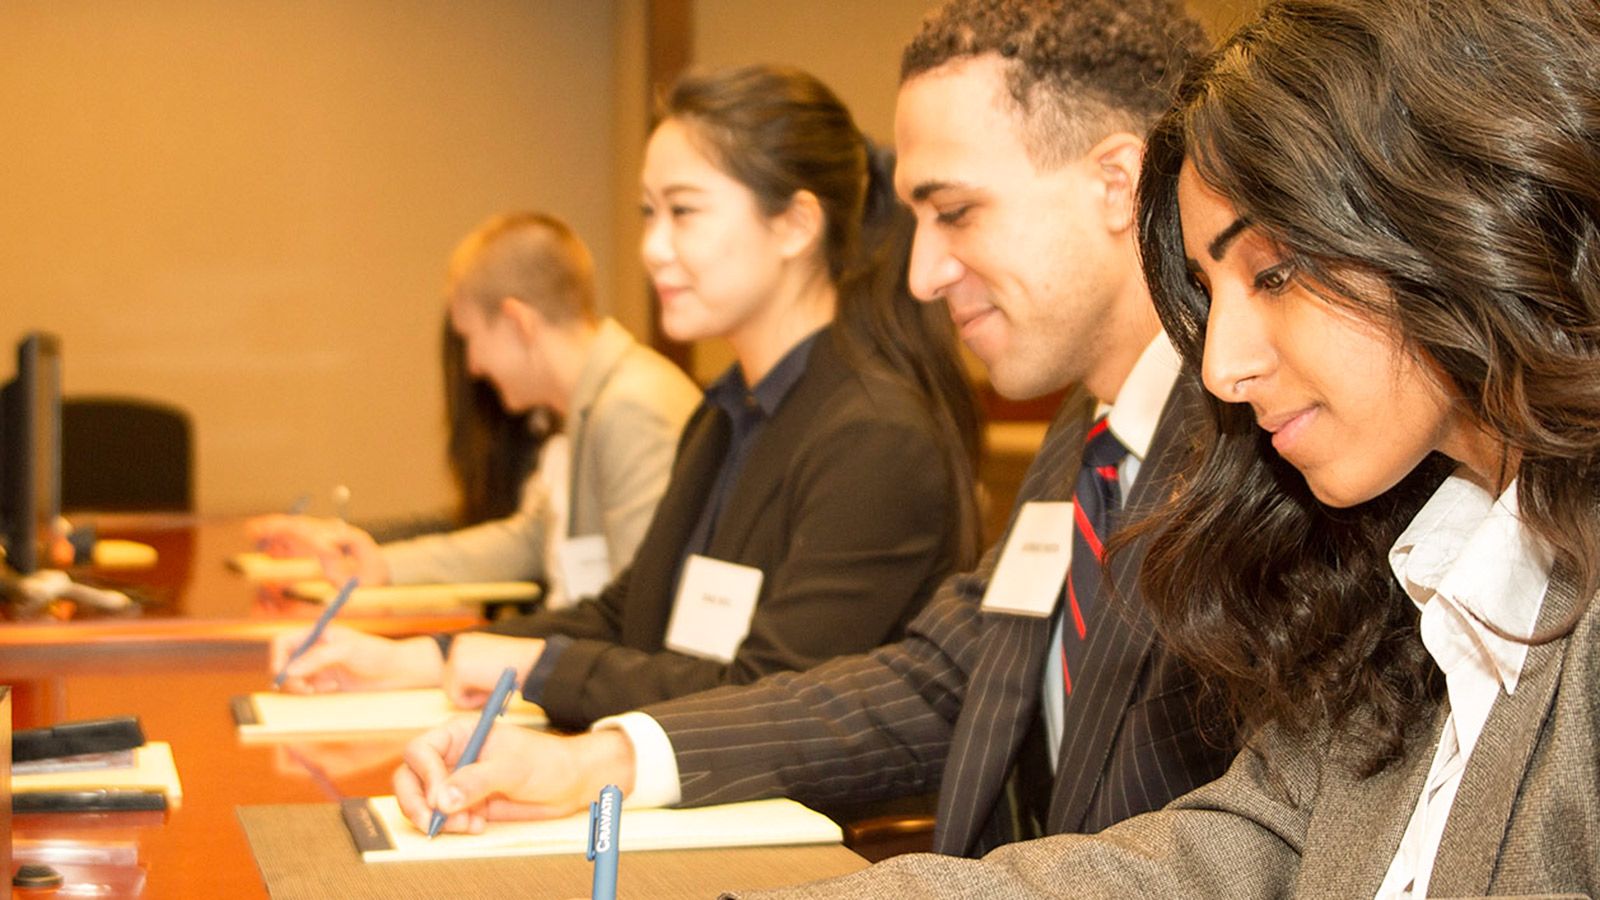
[680,328,822,559]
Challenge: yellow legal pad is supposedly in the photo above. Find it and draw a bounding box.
[227,552,324,583]
[283,579,541,612]
[343,795,843,863]
[232,690,547,742]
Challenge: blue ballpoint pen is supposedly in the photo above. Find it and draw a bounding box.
[272,576,359,688]
[426,666,518,838]
[587,784,622,900]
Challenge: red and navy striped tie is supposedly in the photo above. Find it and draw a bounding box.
[1061,416,1129,696]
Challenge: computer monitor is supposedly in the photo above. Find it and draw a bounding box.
[1,333,62,574]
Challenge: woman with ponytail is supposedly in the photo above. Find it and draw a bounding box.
[276,64,980,730]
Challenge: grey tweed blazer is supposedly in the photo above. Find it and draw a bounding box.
[736,553,1600,898]
[648,382,1232,858]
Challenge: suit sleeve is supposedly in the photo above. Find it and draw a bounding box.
[536,402,961,726]
[725,727,1316,899]
[379,506,549,585]
[611,517,1005,813]
[481,563,637,642]
[653,564,997,809]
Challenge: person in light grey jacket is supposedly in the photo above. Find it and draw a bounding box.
[380,314,697,598]
[252,211,697,614]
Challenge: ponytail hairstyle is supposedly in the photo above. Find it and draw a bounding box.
[1133,0,1600,771]
[660,64,983,565]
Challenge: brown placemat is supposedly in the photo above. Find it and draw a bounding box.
[237,803,868,899]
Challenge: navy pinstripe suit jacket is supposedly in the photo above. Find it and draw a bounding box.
[647,382,1234,857]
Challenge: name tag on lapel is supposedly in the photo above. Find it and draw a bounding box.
[556,535,612,601]
[664,554,764,663]
[981,502,1073,617]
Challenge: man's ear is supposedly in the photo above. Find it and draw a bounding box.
[497,296,542,343]
[1086,132,1146,235]
[773,189,826,262]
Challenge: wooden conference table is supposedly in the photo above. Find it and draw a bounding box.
[3,515,867,897]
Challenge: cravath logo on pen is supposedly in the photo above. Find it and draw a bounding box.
[594,790,617,853]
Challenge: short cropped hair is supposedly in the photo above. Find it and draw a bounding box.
[901,0,1207,167]
[448,212,595,325]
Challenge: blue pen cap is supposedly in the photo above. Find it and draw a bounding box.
[589,784,622,900]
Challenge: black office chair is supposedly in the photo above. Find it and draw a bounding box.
[61,396,194,513]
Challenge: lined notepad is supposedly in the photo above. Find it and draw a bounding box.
[14,742,183,801]
[283,580,540,611]
[232,690,547,742]
[228,552,325,583]
[343,795,842,863]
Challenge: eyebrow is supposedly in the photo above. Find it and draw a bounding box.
[908,180,968,204]
[648,183,708,199]
[1207,216,1253,261]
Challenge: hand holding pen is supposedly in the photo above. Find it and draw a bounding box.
[392,720,639,836]
[268,571,446,694]
[247,485,393,587]
[427,666,519,838]
[272,576,359,688]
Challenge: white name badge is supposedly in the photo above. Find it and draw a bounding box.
[980,502,1074,617]
[556,534,612,601]
[664,554,764,664]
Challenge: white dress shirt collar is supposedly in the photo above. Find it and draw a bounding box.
[1389,473,1551,698]
[1102,332,1182,463]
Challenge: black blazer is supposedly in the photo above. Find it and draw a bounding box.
[652,382,1234,856]
[487,329,960,728]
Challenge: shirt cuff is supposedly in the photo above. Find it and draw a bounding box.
[591,711,682,808]
[519,634,572,704]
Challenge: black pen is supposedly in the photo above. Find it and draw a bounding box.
[14,789,167,813]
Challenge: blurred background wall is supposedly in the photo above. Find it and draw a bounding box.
[1,0,1262,521]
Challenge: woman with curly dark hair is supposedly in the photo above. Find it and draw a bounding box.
[1140,0,1599,873]
[716,0,1599,896]
[1128,0,1600,888]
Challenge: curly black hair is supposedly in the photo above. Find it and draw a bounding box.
[901,0,1207,165]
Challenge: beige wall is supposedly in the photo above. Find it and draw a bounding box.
[2,1,618,520]
[693,0,938,144]
[608,2,656,346]
[5,0,1268,519]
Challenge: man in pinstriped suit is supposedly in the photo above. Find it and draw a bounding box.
[394,0,1233,860]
